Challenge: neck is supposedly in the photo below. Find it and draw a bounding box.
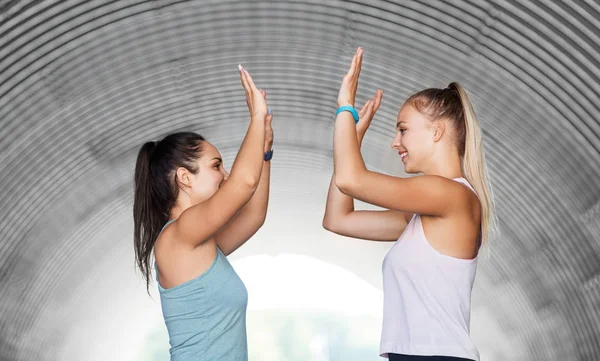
[169,196,193,220]
[422,148,463,179]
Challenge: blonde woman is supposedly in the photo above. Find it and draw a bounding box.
[323,48,495,361]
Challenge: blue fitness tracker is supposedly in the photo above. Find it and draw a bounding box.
[336,105,359,124]
[264,149,273,161]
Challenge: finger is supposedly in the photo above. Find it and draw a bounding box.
[359,99,370,115]
[265,112,273,126]
[373,89,383,111]
[357,48,363,77]
[239,65,257,102]
[239,66,254,113]
[243,67,259,92]
[359,99,372,118]
[363,100,375,119]
[347,52,357,77]
[367,97,375,113]
[260,88,266,99]
[239,64,249,92]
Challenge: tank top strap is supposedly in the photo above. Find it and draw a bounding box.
[161,219,176,233]
[453,177,478,197]
[154,219,177,281]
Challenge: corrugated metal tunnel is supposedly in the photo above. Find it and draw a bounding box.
[1,1,599,360]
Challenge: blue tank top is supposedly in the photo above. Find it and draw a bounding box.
[154,220,248,361]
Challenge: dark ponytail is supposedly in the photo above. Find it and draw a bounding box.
[133,132,206,293]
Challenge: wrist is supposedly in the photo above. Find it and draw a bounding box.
[251,112,267,122]
[264,149,274,161]
[336,105,359,124]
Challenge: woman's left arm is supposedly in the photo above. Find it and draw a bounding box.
[215,92,273,256]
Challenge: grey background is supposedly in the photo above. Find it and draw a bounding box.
[1,0,599,360]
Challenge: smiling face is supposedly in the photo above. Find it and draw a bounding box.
[391,104,437,174]
[177,141,229,205]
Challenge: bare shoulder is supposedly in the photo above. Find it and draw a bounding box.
[437,176,480,213]
[154,222,174,254]
[154,223,177,271]
[154,225,218,289]
[420,180,482,259]
[153,221,194,275]
[454,179,482,216]
[405,175,475,214]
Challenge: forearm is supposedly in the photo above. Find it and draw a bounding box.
[334,112,367,186]
[237,160,271,222]
[323,172,354,225]
[228,118,265,185]
[325,131,368,223]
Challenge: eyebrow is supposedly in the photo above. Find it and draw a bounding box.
[396,121,407,128]
[212,157,222,162]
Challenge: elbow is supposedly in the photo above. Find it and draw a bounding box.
[334,177,354,196]
[334,161,365,191]
[322,215,338,233]
[322,219,335,233]
[229,171,260,191]
[257,214,267,228]
[322,217,332,231]
[241,174,260,191]
[335,168,365,196]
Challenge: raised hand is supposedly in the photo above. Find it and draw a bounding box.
[259,88,274,152]
[356,89,383,143]
[239,64,268,121]
[337,48,383,143]
[337,47,364,107]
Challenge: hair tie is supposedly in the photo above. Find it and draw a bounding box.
[147,141,160,161]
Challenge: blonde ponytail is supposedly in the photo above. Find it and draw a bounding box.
[448,82,498,247]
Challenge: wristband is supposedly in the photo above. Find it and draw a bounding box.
[336,105,359,124]
[264,149,273,161]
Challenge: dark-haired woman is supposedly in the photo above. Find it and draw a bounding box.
[133,64,273,361]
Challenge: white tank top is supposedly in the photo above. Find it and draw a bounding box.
[379,177,480,360]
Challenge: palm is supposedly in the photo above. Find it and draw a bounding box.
[338,48,383,141]
[338,48,363,107]
[356,89,383,138]
[239,64,268,120]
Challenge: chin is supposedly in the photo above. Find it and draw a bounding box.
[403,165,418,174]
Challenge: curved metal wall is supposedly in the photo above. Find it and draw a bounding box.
[1,1,599,360]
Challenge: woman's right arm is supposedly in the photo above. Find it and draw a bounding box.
[174,65,267,247]
[322,91,410,241]
[323,174,410,241]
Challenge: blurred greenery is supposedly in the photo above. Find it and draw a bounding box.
[136,321,170,361]
[137,310,382,361]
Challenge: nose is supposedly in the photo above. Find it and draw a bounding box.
[391,133,401,148]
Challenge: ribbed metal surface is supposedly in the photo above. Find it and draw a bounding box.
[1,1,599,360]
